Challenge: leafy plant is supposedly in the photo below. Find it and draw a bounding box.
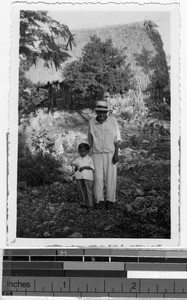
[135,21,170,120]
[19,10,75,70]
[19,68,48,117]
[63,35,132,101]
[120,196,170,238]
[18,151,62,187]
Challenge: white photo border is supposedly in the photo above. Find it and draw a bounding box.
[7,1,180,247]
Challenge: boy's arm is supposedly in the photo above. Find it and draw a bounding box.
[79,166,93,172]
[73,158,79,171]
[74,165,79,172]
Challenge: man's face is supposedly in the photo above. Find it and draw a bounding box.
[96,110,107,123]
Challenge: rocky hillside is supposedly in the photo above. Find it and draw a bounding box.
[26,21,167,90]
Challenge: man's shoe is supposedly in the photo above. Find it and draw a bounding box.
[93,203,99,209]
[105,201,114,209]
[80,204,86,209]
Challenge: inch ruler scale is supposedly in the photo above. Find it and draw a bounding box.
[2,248,187,298]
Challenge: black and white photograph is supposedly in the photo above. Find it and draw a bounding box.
[7,2,180,246]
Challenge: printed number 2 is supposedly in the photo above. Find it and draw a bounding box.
[132,282,136,289]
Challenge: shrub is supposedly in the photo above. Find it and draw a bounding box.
[18,109,88,186]
[121,196,170,238]
[18,151,62,187]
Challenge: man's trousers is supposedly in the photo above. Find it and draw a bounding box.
[92,152,117,203]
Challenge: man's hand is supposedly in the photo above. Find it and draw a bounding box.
[74,165,79,172]
[112,153,119,164]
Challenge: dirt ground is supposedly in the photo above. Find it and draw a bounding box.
[17,110,170,239]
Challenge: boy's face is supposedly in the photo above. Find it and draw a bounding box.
[79,148,88,158]
[96,110,107,123]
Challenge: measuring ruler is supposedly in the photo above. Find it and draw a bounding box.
[2,248,187,297]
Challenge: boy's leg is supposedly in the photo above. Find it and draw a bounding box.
[76,179,86,206]
[92,153,104,203]
[103,152,117,203]
[84,180,93,207]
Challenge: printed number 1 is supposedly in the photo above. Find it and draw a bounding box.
[63,282,66,288]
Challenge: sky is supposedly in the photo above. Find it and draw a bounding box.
[48,11,170,55]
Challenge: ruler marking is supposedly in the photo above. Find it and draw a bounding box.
[3,251,187,297]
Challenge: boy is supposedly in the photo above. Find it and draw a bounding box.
[74,143,94,209]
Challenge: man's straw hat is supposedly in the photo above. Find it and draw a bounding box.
[95,100,109,111]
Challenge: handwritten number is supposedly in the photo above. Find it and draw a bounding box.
[2,291,13,296]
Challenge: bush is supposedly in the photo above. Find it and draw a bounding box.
[121,196,170,238]
[143,118,170,136]
[18,109,88,187]
[18,151,62,187]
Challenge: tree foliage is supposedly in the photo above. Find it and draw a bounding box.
[63,35,132,100]
[135,21,170,120]
[19,67,48,118]
[19,10,75,70]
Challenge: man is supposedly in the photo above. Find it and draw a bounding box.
[88,100,121,208]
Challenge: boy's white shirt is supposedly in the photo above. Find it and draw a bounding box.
[74,155,94,180]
